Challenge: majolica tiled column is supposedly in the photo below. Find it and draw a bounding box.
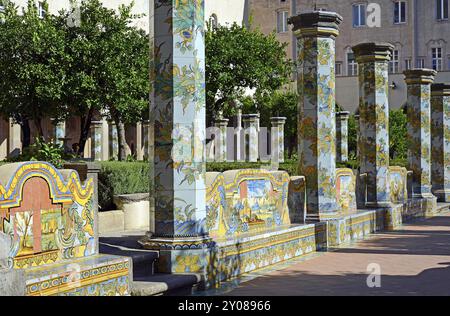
[271,117,286,163]
[136,122,143,160]
[140,0,211,274]
[336,111,350,163]
[431,83,450,202]
[108,121,118,160]
[90,121,103,161]
[214,118,228,162]
[243,114,259,162]
[290,11,342,220]
[404,69,437,199]
[353,42,393,207]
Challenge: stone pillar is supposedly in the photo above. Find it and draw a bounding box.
[214,118,228,162]
[8,118,21,158]
[51,119,66,146]
[353,42,393,207]
[140,0,211,275]
[108,121,118,160]
[431,83,450,202]
[289,11,342,220]
[336,111,350,163]
[271,117,286,163]
[136,122,143,160]
[142,120,151,161]
[354,114,360,158]
[404,69,437,199]
[243,114,259,162]
[234,109,244,162]
[90,121,103,161]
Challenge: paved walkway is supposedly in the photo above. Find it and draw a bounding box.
[225,213,450,296]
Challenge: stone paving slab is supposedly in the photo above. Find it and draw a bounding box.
[223,213,450,296]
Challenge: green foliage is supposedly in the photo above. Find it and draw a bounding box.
[98,161,150,210]
[7,137,73,168]
[348,114,357,158]
[205,22,292,122]
[206,160,300,176]
[389,109,408,160]
[0,0,68,145]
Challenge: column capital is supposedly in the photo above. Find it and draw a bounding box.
[289,11,342,38]
[270,117,287,125]
[214,118,229,126]
[336,111,350,120]
[243,114,259,122]
[404,69,437,84]
[431,83,450,96]
[352,42,394,62]
[91,120,103,126]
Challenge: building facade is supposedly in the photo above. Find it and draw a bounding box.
[248,0,450,112]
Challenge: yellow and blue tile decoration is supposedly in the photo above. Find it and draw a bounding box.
[405,69,437,199]
[431,83,450,202]
[353,42,394,208]
[289,11,343,221]
[202,169,326,286]
[0,162,131,296]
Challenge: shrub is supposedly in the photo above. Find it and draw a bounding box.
[98,161,150,210]
[7,137,74,168]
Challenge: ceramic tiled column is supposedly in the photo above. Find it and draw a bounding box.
[336,111,350,163]
[271,117,286,163]
[108,121,119,160]
[404,69,437,199]
[90,121,103,161]
[431,83,450,201]
[290,11,342,220]
[243,114,259,162]
[214,118,228,162]
[353,42,393,208]
[139,1,212,275]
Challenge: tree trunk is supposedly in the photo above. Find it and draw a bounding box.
[115,117,127,161]
[34,119,44,139]
[21,119,31,149]
[78,108,94,156]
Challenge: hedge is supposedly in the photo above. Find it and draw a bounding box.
[98,158,408,210]
[98,161,150,211]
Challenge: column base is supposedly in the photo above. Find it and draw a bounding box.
[138,235,216,275]
[432,189,450,203]
[365,201,392,209]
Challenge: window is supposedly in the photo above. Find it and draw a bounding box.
[416,58,425,68]
[432,47,443,71]
[335,62,342,76]
[352,4,366,27]
[389,50,400,73]
[277,10,289,33]
[38,1,46,18]
[347,52,358,76]
[394,1,407,24]
[437,0,449,20]
[405,59,412,70]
